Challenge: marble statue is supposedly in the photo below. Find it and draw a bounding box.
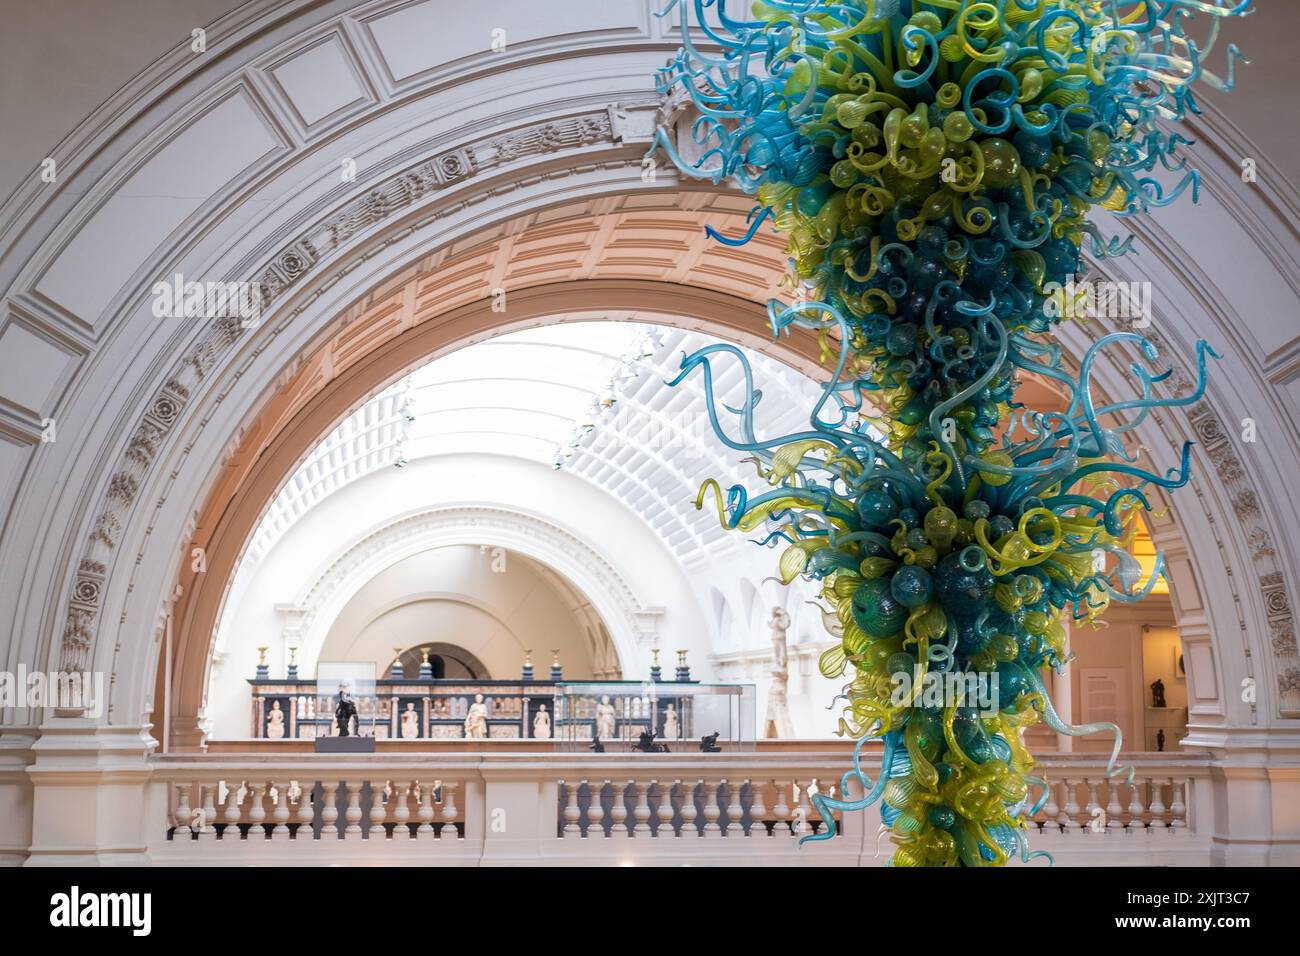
[595,695,617,740]
[533,704,552,740]
[764,606,795,738]
[464,693,489,739]
[334,683,357,737]
[400,701,419,739]
[662,703,680,741]
[267,700,285,739]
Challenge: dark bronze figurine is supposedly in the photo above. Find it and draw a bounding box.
[699,731,721,753]
[1151,678,1166,708]
[335,685,358,737]
[632,730,669,753]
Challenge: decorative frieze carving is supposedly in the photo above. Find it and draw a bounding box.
[256,240,318,301]
[124,421,164,468]
[1232,490,1260,519]
[1269,616,1297,657]
[106,472,138,505]
[1184,402,1300,715]
[1247,527,1275,560]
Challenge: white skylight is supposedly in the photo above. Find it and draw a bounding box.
[246,321,835,565]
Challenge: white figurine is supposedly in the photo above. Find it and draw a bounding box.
[400,701,420,739]
[662,702,680,741]
[267,700,285,739]
[464,693,489,739]
[595,694,617,740]
[533,704,552,740]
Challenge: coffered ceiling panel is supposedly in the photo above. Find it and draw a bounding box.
[35,91,283,323]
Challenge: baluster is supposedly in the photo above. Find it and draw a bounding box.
[585,780,605,838]
[391,781,411,839]
[368,781,388,838]
[1148,777,1168,828]
[610,780,628,836]
[631,781,649,837]
[1169,779,1188,830]
[679,779,698,836]
[248,782,268,839]
[417,781,435,837]
[748,779,767,837]
[198,784,217,839]
[1127,777,1147,831]
[173,782,192,837]
[1060,778,1080,829]
[1105,778,1124,830]
[720,779,740,836]
[440,783,459,839]
[809,780,825,835]
[819,779,838,835]
[320,782,340,838]
[271,781,291,838]
[560,780,580,836]
[773,780,791,836]
[222,781,243,840]
[653,779,674,838]
[1041,780,1059,832]
[1083,778,1101,833]
[701,779,721,835]
[296,781,315,838]
[344,780,363,836]
[794,780,812,839]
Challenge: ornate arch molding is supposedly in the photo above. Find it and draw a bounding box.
[223,504,654,716]
[159,275,811,744]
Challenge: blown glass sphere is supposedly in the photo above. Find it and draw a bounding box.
[851,578,908,639]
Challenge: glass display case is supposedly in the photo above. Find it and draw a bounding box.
[552,681,755,751]
[315,661,378,738]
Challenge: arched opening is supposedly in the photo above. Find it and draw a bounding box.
[385,644,489,681]
[152,191,844,746]
[186,298,837,742]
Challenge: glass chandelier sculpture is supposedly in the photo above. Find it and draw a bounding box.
[653,0,1251,865]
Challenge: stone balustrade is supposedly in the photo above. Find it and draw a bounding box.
[147,751,1213,865]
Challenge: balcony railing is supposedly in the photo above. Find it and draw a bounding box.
[146,749,1213,866]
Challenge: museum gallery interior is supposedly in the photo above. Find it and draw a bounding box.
[0,0,1297,868]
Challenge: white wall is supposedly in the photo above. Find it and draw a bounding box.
[1069,598,1179,754]
[320,545,597,679]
